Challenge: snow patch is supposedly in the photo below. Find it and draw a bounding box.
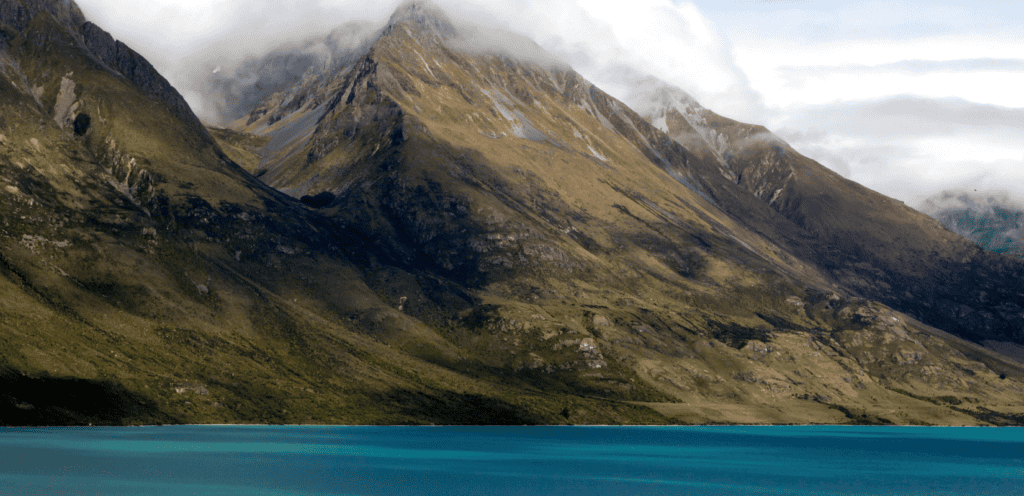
[414,51,434,78]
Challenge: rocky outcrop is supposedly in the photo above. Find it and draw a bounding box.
[1,1,210,141]
[80,21,209,136]
[0,0,86,37]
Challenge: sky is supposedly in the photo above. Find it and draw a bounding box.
[73,0,1024,208]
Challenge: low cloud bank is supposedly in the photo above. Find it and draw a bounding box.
[75,0,1024,208]
[771,95,1024,206]
[76,0,765,126]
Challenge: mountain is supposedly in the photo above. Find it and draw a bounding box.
[2,0,1024,426]
[919,191,1024,258]
[631,84,1024,345]
[0,0,659,426]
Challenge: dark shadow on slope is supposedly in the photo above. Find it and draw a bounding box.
[332,136,599,289]
[0,368,177,426]
[300,191,337,208]
[707,320,773,350]
[951,407,1024,426]
[376,389,545,425]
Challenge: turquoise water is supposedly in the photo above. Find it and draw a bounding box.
[1,426,1022,495]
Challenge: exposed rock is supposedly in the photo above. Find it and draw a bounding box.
[80,22,210,138]
[51,76,77,129]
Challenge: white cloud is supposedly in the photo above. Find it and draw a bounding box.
[769,69,1024,109]
[567,0,763,121]
[735,34,1024,109]
[75,0,402,70]
[72,0,1024,207]
[74,0,764,123]
[780,58,1024,75]
[774,96,1024,205]
[716,1,1024,206]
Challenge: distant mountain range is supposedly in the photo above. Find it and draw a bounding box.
[919,191,1024,258]
[1,0,1022,426]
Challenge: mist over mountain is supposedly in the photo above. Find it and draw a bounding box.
[2,0,1024,426]
[919,191,1024,258]
[201,20,382,126]
[201,6,571,127]
[73,0,1024,209]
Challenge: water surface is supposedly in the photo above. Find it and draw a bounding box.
[2,426,1022,495]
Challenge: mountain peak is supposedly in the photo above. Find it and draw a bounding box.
[1,0,87,41]
[385,0,456,40]
[626,79,706,131]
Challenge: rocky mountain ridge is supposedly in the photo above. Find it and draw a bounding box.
[632,80,1024,345]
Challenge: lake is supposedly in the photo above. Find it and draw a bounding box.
[1,426,1022,495]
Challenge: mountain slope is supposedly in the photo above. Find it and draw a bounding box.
[1,0,1023,426]
[0,0,686,426]
[208,2,1024,425]
[632,84,1024,345]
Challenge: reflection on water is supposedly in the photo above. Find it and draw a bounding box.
[1,426,1022,495]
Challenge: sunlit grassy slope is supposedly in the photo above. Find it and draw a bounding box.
[217,3,1024,425]
[0,1,675,425]
[2,0,1023,425]
[639,87,1024,345]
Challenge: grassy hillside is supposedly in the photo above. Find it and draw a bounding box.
[1,0,1023,426]
[209,4,1024,426]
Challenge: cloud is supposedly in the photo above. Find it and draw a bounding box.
[731,27,1024,110]
[444,14,571,69]
[569,0,764,121]
[779,96,1024,137]
[722,1,1024,206]
[779,58,1024,75]
[764,65,1024,109]
[774,96,1024,205]
[185,20,384,124]
[72,0,1024,208]
[715,1,1024,45]
[74,0,765,124]
[75,0,405,122]
[918,189,1024,216]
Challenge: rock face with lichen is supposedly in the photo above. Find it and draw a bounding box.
[0,0,1023,426]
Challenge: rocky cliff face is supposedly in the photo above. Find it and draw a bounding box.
[79,22,207,134]
[2,0,1023,426]
[2,0,207,137]
[1,0,86,36]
